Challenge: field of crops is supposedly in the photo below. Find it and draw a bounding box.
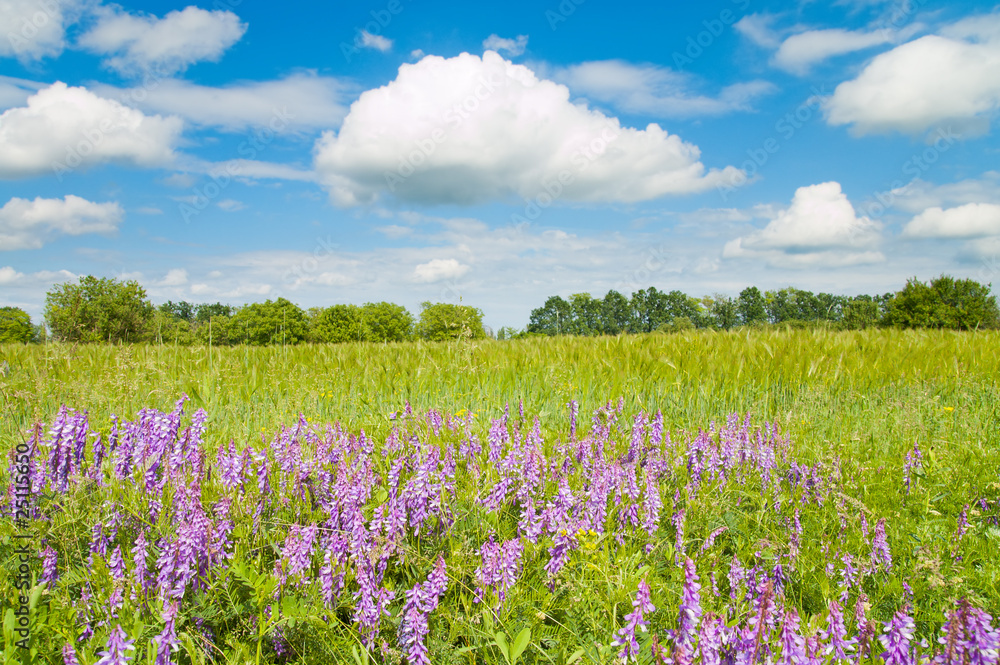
[1,329,999,664]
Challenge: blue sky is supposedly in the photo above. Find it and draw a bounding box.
[2,0,1000,331]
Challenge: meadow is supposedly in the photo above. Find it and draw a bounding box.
[1,329,998,664]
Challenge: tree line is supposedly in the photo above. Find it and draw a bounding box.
[0,274,996,345]
[0,276,486,344]
[520,275,999,337]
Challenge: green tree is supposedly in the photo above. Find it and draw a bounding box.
[229,298,309,345]
[149,310,195,345]
[0,307,34,343]
[568,293,602,336]
[416,302,485,341]
[195,303,235,323]
[45,276,154,343]
[709,295,739,330]
[311,304,365,343]
[842,296,879,330]
[601,290,632,335]
[361,302,414,342]
[527,296,573,335]
[884,275,999,330]
[737,286,768,326]
[159,300,195,322]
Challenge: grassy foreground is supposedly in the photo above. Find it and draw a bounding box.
[1,329,999,664]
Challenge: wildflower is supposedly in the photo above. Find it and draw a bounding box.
[611,577,655,662]
[777,609,807,665]
[398,556,447,665]
[871,517,892,573]
[880,609,916,665]
[95,624,135,665]
[678,558,702,649]
[41,545,59,586]
[63,643,80,665]
[964,604,999,665]
[822,599,856,660]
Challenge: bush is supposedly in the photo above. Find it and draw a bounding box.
[44,276,153,343]
[884,275,999,330]
[0,307,33,343]
[229,298,308,345]
[416,302,486,341]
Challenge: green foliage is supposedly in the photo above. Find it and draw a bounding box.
[44,275,153,343]
[310,304,365,343]
[416,301,485,341]
[149,310,196,345]
[527,295,572,335]
[0,307,33,343]
[229,298,309,345]
[885,275,1000,330]
[359,301,413,342]
[159,300,195,322]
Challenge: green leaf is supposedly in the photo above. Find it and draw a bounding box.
[510,627,531,664]
[566,649,586,664]
[494,631,510,663]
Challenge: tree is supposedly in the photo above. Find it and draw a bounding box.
[0,307,34,343]
[568,293,602,336]
[416,302,485,341]
[159,300,195,322]
[311,304,365,343]
[709,295,739,330]
[527,296,573,335]
[229,298,309,345]
[884,275,999,330]
[195,303,234,323]
[737,286,768,326]
[601,290,632,334]
[361,302,414,342]
[842,297,880,330]
[149,310,195,344]
[45,276,153,343]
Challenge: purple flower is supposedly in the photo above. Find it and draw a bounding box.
[965,604,999,665]
[109,545,126,582]
[63,643,80,665]
[880,609,916,665]
[699,613,727,665]
[871,517,892,573]
[41,545,59,586]
[151,603,180,665]
[398,556,447,665]
[777,609,806,665]
[95,624,135,665]
[678,558,702,649]
[611,577,655,662]
[821,599,856,660]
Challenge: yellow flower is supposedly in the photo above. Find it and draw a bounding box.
[942,406,954,412]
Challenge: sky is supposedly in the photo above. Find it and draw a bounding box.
[2,0,1000,331]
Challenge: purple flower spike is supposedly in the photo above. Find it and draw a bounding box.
[678,558,702,649]
[777,609,807,665]
[611,577,655,662]
[880,609,916,665]
[95,624,135,665]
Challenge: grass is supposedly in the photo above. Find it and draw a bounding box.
[1,329,998,664]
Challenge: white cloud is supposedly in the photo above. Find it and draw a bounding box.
[135,206,162,214]
[359,30,391,52]
[0,82,182,178]
[723,182,884,267]
[551,60,775,117]
[889,172,1000,213]
[217,199,245,211]
[0,195,123,250]
[0,75,46,110]
[78,5,246,76]
[734,14,781,49]
[773,28,893,74]
[413,258,470,283]
[0,266,24,283]
[161,172,197,188]
[903,203,1000,238]
[0,0,82,61]
[160,268,188,285]
[825,15,1000,136]
[483,34,528,57]
[314,51,742,206]
[94,73,349,132]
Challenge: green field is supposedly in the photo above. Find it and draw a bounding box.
[1,330,999,663]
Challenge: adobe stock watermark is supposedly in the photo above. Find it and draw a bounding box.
[178,107,294,223]
[278,235,342,292]
[876,0,927,39]
[384,71,508,193]
[858,127,961,219]
[509,125,620,224]
[5,0,60,55]
[717,86,826,202]
[545,0,586,31]
[341,0,412,62]
[672,0,751,69]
